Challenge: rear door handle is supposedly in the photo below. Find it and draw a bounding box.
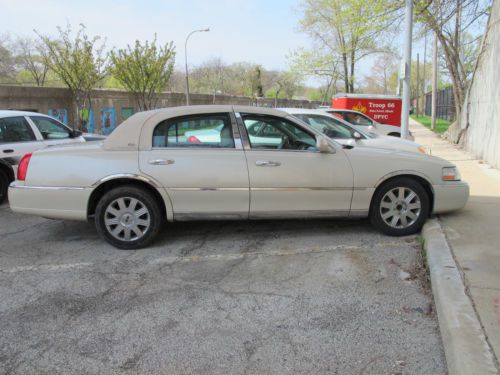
[255,160,281,167]
[2,149,14,154]
[148,159,174,165]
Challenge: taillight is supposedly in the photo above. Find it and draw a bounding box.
[187,136,201,143]
[17,153,32,181]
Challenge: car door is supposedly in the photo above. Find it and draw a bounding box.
[237,113,354,218]
[139,112,250,219]
[0,116,43,174]
[28,116,85,147]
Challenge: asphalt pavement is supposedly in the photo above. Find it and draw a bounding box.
[0,203,446,374]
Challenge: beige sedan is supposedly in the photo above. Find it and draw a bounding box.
[9,106,469,249]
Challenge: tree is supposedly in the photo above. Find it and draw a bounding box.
[36,24,109,130]
[298,0,400,93]
[16,37,49,86]
[363,53,399,94]
[264,71,301,106]
[110,36,175,111]
[413,0,489,135]
[0,34,17,83]
[190,57,228,102]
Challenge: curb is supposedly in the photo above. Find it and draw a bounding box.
[422,218,498,375]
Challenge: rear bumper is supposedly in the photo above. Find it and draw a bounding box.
[432,181,469,214]
[8,182,91,221]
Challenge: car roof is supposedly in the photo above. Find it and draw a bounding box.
[0,110,52,118]
[279,108,332,115]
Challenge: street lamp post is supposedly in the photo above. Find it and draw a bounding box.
[184,28,210,105]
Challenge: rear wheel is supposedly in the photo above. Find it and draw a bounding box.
[0,170,9,204]
[95,186,163,249]
[388,132,401,137]
[370,177,429,236]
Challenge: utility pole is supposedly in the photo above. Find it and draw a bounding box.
[423,29,427,115]
[400,0,413,139]
[184,28,210,105]
[416,53,420,116]
[431,31,438,129]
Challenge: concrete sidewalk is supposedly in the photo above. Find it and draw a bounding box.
[411,118,500,371]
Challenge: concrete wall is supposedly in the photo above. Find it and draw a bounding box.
[0,85,319,134]
[450,0,500,169]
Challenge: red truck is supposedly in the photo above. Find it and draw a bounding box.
[332,94,402,127]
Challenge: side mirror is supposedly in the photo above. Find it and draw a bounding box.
[353,131,362,140]
[316,136,331,153]
[71,129,82,138]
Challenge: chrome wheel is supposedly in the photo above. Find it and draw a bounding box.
[379,187,421,229]
[104,197,151,242]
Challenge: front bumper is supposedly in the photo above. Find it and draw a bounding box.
[8,182,91,221]
[432,181,469,214]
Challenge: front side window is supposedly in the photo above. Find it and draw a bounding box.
[0,116,36,143]
[343,112,373,126]
[242,114,317,151]
[30,116,71,139]
[152,113,235,148]
[294,114,357,139]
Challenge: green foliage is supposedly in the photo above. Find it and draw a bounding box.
[110,35,175,110]
[36,24,109,129]
[411,114,450,134]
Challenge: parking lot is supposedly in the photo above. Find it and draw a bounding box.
[0,202,445,374]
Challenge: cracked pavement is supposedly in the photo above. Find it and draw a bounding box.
[0,203,446,374]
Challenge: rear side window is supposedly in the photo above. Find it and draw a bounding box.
[152,113,235,148]
[30,116,71,139]
[0,116,36,143]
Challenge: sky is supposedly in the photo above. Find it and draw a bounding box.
[0,0,312,71]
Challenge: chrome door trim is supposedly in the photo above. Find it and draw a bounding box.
[164,186,358,192]
[249,210,350,219]
[148,159,175,165]
[174,212,249,221]
[9,185,85,191]
[167,187,248,191]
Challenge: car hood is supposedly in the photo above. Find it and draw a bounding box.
[341,136,422,153]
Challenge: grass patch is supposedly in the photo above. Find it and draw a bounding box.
[411,114,450,134]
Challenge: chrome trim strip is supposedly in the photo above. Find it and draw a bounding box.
[9,185,86,191]
[166,187,356,192]
[92,173,161,188]
[174,212,249,221]
[250,210,350,219]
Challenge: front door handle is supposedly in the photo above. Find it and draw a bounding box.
[2,149,14,154]
[148,159,174,165]
[255,160,281,167]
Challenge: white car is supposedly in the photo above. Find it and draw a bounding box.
[0,110,86,203]
[279,108,425,154]
[8,105,469,249]
[322,108,414,140]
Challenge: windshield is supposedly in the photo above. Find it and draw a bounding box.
[293,113,368,139]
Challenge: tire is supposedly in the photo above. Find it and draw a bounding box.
[388,132,401,137]
[370,177,429,236]
[0,170,9,204]
[95,185,163,249]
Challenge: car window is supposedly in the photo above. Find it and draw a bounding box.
[152,113,235,148]
[30,116,71,139]
[294,114,356,139]
[241,114,317,151]
[343,112,373,126]
[0,116,36,143]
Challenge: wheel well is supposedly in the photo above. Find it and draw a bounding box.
[387,132,401,137]
[87,178,166,219]
[370,174,434,216]
[0,163,14,182]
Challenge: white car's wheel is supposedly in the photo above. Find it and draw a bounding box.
[95,186,162,249]
[370,177,429,236]
[0,170,9,204]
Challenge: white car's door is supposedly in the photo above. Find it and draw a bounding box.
[238,113,354,217]
[0,116,44,174]
[139,112,250,219]
[28,116,85,147]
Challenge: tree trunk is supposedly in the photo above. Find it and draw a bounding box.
[342,52,349,93]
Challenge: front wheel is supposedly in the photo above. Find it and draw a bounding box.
[370,178,429,236]
[0,170,9,204]
[95,186,163,249]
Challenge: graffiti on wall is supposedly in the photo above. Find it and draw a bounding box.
[81,109,95,134]
[100,107,116,135]
[48,109,68,125]
[121,107,134,122]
